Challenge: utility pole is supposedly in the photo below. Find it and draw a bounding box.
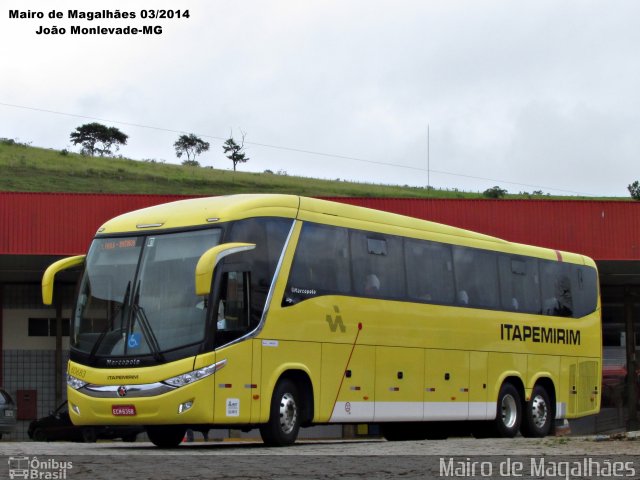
[427,124,430,190]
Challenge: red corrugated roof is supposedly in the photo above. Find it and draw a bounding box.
[1,192,638,260]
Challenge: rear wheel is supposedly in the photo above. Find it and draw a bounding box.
[521,385,552,437]
[495,383,522,438]
[260,378,301,446]
[146,425,186,448]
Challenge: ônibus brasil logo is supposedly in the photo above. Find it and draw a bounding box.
[8,456,72,479]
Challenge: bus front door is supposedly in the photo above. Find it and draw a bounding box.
[212,270,254,424]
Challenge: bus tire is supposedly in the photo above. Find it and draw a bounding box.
[32,428,48,442]
[520,385,552,437]
[260,378,301,446]
[82,428,97,443]
[146,425,186,448]
[494,383,522,438]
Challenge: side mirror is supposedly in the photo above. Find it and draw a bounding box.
[42,255,86,305]
[195,243,255,296]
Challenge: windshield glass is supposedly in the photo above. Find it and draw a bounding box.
[72,229,221,358]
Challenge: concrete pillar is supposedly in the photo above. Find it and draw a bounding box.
[624,289,639,430]
[55,292,63,406]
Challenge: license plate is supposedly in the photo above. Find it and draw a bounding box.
[112,405,136,416]
[4,410,13,417]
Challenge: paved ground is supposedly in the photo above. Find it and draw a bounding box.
[1,434,639,479]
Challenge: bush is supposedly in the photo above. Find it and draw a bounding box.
[483,186,508,199]
[628,181,640,200]
[1,138,30,147]
[181,159,200,167]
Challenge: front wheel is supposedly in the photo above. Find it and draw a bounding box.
[82,428,97,443]
[32,429,48,442]
[146,425,186,448]
[521,385,552,437]
[259,378,301,446]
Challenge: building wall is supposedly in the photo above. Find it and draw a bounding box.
[1,284,71,440]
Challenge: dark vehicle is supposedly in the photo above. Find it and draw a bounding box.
[0,389,17,440]
[28,401,143,442]
[602,365,640,408]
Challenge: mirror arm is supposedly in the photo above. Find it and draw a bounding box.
[42,255,86,305]
[195,243,256,296]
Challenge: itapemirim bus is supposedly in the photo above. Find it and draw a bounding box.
[43,195,601,447]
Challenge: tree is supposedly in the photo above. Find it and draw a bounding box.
[174,134,210,165]
[628,181,640,200]
[69,123,128,157]
[483,186,508,199]
[222,131,249,171]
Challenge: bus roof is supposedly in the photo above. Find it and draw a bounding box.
[96,194,592,266]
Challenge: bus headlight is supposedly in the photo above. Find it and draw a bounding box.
[163,359,227,388]
[67,374,87,390]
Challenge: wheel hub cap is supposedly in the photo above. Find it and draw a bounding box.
[279,392,297,434]
[501,393,518,429]
[530,394,548,429]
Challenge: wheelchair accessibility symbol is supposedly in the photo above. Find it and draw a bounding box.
[127,333,142,349]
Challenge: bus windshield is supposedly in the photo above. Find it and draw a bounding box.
[71,229,222,359]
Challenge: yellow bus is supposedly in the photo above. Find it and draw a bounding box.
[43,194,601,447]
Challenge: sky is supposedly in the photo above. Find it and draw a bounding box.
[1,1,639,197]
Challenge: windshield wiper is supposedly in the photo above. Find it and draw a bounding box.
[129,280,164,362]
[88,281,131,361]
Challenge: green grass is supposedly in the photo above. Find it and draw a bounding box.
[0,140,622,199]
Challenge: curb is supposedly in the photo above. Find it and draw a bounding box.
[591,431,640,441]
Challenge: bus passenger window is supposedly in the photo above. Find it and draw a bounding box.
[540,261,573,317]
[571,265,598,317]
[351,232,405,299]
[498,256,541,314]
[453,246,499,309]
[404,239,454,304]
[284,223,351,305]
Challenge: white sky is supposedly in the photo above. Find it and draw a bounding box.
[1,1,639,196]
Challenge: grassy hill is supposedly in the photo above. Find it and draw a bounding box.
[0,139,614,199]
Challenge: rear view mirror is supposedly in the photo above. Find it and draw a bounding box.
[195,243,255,296]
[42,255,86,305]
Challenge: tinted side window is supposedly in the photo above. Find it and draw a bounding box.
[285,223,351,304]
[540,261,573,317]
[351,231,405,299]
[498,256,541,314]
[453,246,499,308]
[571,265,598,318]
[405,239,455,304]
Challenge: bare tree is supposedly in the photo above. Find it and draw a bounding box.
[222,131,249,171]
